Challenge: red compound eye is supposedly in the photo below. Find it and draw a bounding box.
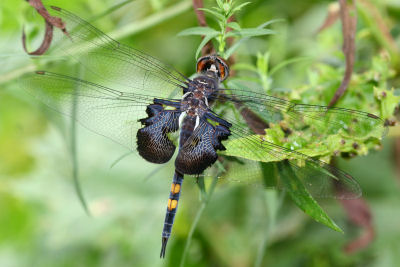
[196,57,208,74]
[196,55,230,81]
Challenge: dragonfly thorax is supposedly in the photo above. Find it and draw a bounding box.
[180,90,208,118]
[181,75,219,118]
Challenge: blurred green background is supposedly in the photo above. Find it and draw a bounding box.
[1,0,400,266]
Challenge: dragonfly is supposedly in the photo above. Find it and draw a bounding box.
[20,6,387,258]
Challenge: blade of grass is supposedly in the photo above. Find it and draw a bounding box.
[70,66,90,215]
[110,151,135,169]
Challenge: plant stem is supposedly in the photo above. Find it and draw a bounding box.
[254,190,286,267]
[179,175,219,267]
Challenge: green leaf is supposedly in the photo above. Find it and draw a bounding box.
[260,162,278,188]
[178,26,219,36]
[223,3,231,15]
[227,21,241,31]
[374,87,400,119]
[197,8,225,21]
[216,0,224,10]
[231,2,251,14]
[195,33,218,59]
[196,176,207,200]
[225,20,283,58]
[276,161,343,233]
[226,28,276,38]
[256,18,285,28]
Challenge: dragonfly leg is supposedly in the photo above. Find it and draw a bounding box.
[205,112,232,128]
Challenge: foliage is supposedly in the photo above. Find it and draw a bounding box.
[181,0,396,239]
[178,0,276,58]
[0,0,399,266]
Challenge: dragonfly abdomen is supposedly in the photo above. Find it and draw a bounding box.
[160,171,184,258]
[178,115,197,148]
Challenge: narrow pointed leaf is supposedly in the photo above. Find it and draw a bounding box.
[178,26,219,36]
[195,33,219,59]
[197,8,225,21]
[277,161,343,233]
[226,28,276,38]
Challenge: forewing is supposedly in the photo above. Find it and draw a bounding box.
[217,89,387,139]
[46,6,188,99]
[20,71,158,151]
[137,104,181,164]
[212,114,361,199]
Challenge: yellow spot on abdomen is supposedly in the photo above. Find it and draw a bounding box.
[171,200,178,209]
[167,198,178,211]
[167,199,171,210]
[171,183,181,194]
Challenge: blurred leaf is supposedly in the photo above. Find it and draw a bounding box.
[231,2,251,14]
[226,21,241,30]
[374,87,400,119]
[197,7,225,21]
[260,162,278,188]
[178,26,219,36]
[225,19,283,58]
[225,28,275,38]
[195,33,218,59]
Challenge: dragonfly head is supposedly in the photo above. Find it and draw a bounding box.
[196,55,229,82]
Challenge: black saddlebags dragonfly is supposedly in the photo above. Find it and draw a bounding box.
[20,6,387,258]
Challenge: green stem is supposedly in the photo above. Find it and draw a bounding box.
[254,190,286,267]
[179,175,219,267]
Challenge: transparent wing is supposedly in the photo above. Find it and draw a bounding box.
[214,113,362,199]
[46,6,189,99]
[19,71,176,151]
[216,89,387,139]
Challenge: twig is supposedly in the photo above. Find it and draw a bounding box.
[332,158,375,253]
[328,0,357,107]
[339,197,374,253]
[192,0,215,55]
[22,0,67,55]
[316,3,340,34]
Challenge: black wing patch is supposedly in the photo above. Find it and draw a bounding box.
[175,119,230,174]
[137,104,180,164]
